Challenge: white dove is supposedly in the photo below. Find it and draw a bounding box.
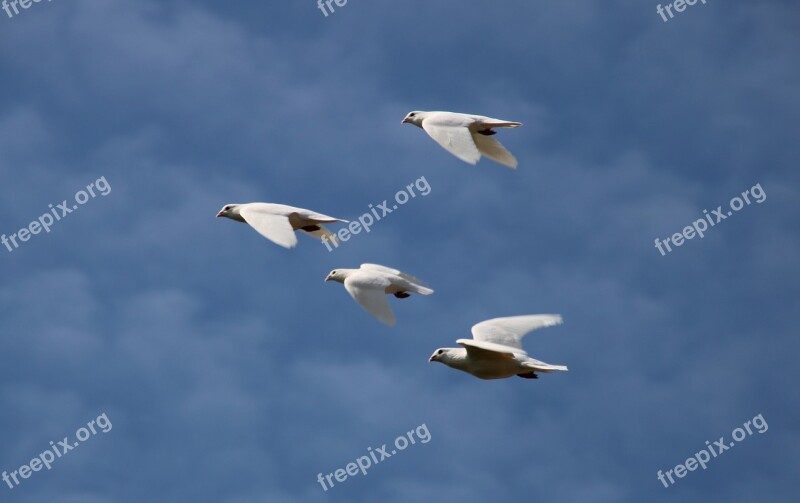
[324,264,434,326]
[429,314,568,380]
[217,203,347,249]
[401,111,522,168]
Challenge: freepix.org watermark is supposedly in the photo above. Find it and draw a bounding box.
[316,0,349,18]
[1,176,111,254]
[656,0,708,23]
[321,176,431,252]
[2,0,54,19]
[656,413,768,488]
[654,182,766,257]
[2,412,112,491]
[316,423,432,492]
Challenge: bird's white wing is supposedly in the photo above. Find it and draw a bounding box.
[457,339,519,359]
[421,120,481,165]
[343,275,396,326]
[239,206,298,249]
[471,315,562,351]
[360,264,428,286]
[472,134,518,169]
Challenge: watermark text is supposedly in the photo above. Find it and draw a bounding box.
[656,413,768,488]
[2,412,112,490]
[316,423,431,491]
[655,182,765,256]
[2,176,111,254]
[322,176,431,252]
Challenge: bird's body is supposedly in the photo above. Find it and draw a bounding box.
[217,203,347,249]
[325,264,433,326]
[402,110,522,168]
[429,315,568,380]
[431,348,525,380]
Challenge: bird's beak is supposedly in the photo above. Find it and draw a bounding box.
[324,275,332,282]
[216,210,224,218]
[401,117,409,124]
[428,355,435,362]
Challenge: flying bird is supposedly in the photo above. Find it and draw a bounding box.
[429,314,568,380]
[401,110,522,168]
[324,263,434,326]
[217,203,347,249]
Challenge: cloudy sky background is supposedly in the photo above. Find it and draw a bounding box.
[0,0,798,501]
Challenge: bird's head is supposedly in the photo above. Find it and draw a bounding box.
[401,111,425,127]
[216,204,241,219]
[428,348,450,363]
[324,269,347,283]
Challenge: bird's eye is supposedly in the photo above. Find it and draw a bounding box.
[410,113,415,117]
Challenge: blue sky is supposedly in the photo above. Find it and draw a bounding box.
[0,0,798,501]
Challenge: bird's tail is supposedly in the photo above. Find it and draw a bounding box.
[304,224,338,245]
[412,285,434,295]
[486,120,523,128]
[525,360,568,373]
